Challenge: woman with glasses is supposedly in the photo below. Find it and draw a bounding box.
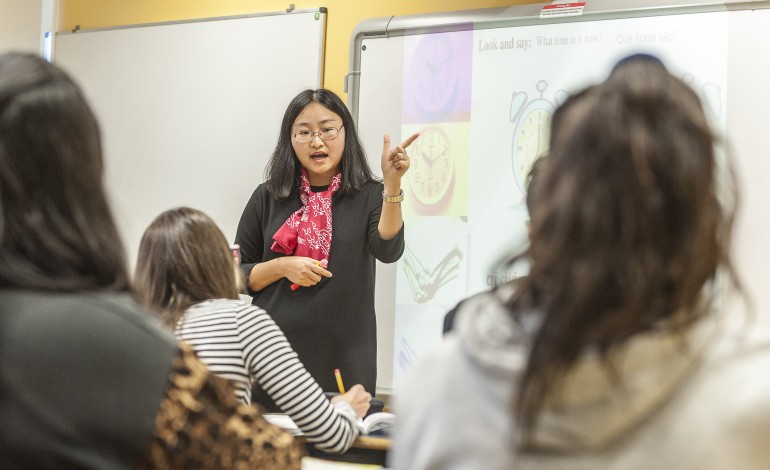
[135,206,372,454]
[235,89,418,411]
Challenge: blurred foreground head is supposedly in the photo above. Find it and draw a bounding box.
[0,52,127,291]
[517,54,738,438]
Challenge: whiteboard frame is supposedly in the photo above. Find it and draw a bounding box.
[347,0,769,120]
[52,8,327,273]
[57,8,327,93]
[346,0,770,393]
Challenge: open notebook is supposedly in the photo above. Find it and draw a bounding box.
[263,412,395,436]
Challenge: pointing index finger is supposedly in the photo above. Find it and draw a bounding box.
[401,132,420,150]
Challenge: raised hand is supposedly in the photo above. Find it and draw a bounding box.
[381,132,420,183]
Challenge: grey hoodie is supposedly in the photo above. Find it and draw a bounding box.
[391,287,770,469]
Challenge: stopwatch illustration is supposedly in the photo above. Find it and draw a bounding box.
[510,80,556,196]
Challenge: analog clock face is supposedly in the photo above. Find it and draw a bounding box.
[409,125,454,206]
[512,103,553,195]
[410,35,459,118]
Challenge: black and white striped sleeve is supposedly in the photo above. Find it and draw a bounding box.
[235,304,360,453]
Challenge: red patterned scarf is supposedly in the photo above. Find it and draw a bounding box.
[271,168,342,263]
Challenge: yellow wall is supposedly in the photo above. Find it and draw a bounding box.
[58,0,539,98]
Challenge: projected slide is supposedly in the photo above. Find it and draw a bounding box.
[390,12,728,386]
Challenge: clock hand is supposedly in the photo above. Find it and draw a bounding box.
[420,150,433,169]
[424,59,436,75]
[434,147,447,161]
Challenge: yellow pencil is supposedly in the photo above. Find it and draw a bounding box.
[334,368,346,394]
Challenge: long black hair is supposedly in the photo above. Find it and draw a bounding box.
[0,52,129,291]
[264,89,376,198]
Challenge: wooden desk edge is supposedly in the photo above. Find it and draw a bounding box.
[353,435,391,451]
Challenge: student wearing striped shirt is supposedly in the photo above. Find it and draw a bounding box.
[134,207,372,454]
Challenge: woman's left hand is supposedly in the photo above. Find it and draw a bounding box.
[381,132,419,183]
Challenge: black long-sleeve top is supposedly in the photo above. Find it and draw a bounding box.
[235,180,405,410]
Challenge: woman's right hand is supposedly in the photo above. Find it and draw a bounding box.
[331,384,372,418]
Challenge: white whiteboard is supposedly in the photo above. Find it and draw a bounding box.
[348,0,770,390]
[54,10,326,268]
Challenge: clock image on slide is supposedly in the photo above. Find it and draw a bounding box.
[408,124,454,206]
[410,34,460,119]
[510,80,556,196]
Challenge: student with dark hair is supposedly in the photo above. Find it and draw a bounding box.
[135,207,372,454]
[235,89,418,409]
[391,55,770,469]
[0,52,302,468]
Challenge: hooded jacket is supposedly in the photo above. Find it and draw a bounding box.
[391,286,770,469]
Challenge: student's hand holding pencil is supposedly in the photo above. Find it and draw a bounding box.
[329,370,372,418]
[330,384,372,419]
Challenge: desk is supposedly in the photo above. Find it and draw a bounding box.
[306,435,390,466]
[352,436,390,452]
[263,412,391,465]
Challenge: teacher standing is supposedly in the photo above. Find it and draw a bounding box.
[235,89,417,410]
